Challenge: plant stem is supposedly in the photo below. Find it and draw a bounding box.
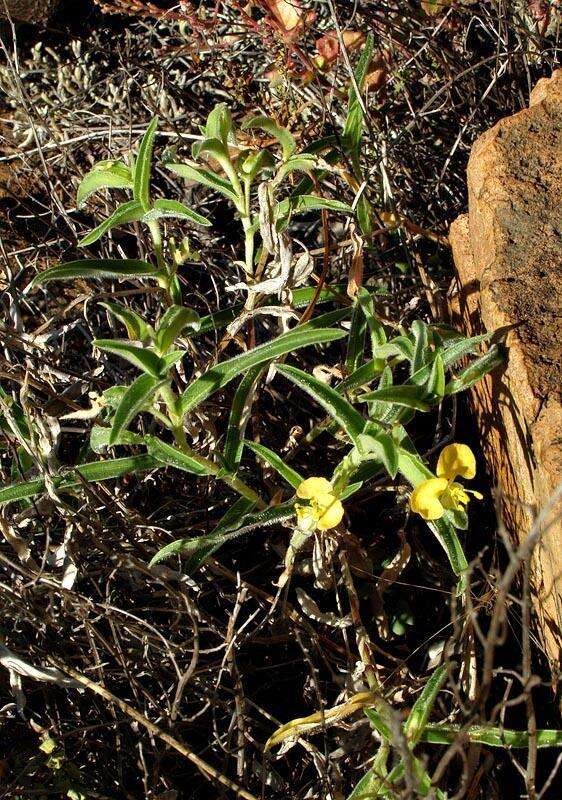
[160,382,265,509]
[147,218,177,303]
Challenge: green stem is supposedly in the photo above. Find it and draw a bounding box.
[160,382,265,509]
[147,219,165,272]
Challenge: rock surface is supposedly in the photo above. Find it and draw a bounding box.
[449,70,562,671]
[0,0,57,23]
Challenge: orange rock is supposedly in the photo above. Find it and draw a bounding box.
[449,70,562,672]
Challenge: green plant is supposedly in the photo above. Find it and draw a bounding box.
[4,33,559,800]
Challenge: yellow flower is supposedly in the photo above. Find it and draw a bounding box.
[410,443,482,521]
[295,477,344,532]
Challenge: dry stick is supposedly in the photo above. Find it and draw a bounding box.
[478,483,562,710]
[47,655,260,800]
[522,556,538,800]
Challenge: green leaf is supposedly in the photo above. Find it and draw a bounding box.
[149,531,225,572]
[144,435,214,476]
[357,429,398,478]
[240,149,275,179]
[356,194,373,237]
[77,161,133,207]
[223,366,263,472]
[276,364,365,445]
[372,337,414,362]
[346,297,368,374]
[411,320,429,375]
[149,499,293,570]
[27,259,157,290]
[99,301,154,343]
[133,117,158,211]
[155,306,201,354]
[142,198,211,227]
[94,339,163,377]
[109,374,165,445]
[359,385,431,412]
[158,350,185,372]
[276,194,354,221]
[425,353,445,399]
[357,287,386,364]
[79,200,145,247]
[442,331,491,366]
[167,162,238,203]
[245,440,303,490]
[346,744,388,800]
[90,425,144,453]
[444,344,504,395]
[421,723,562,749]
[241,115,296,160]
[192,136,232,164]
[148,495,256,569]
[343,33,374,155]
[190,285,350,339]
[0,454,158,506]
[205,103,234,146]
[179,327,345,417]
[274,154,317,184]
[404,666,447,746]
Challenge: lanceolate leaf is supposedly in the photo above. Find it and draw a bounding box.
[277,194,354,220]
[142,198,211,227]
[167,162,238,203]
[27,259,157,289]
[179,327,345,417]
[421,723,562,749]
[274,154,317,183]
[346,298,368,374]
[245,440,303,490]
[241,115,296,160]
[94,339,163,377]
[343,33,375,155]
[149,500,295,570]
[205,103,234,146]
[149,496,255,569]
[357,429,399,478]
[223,366,263,472]
[77,161,133,208]
[192,136,232,164]
[359,385,431,412]
[444,344,504,395]
[0,454,158,506]
[109,374,166,445]
[99,301,154,343]
[276,364,365,445]
[79,200,145,247]
[133,117,158,211]
[90,425,144,453]
[404,665,447,746]
[155,306,201,354]
[189,285,350,339]
[144,436,214,476]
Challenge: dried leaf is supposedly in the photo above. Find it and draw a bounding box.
[264,0,316,42]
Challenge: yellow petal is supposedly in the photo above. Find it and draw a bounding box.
[410,477,448,520]
[316,494,344,530]
[436,443,476,481]
[297,476,333,500]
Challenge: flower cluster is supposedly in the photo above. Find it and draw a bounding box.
[295,477,344,532]
[410,443,482,521]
